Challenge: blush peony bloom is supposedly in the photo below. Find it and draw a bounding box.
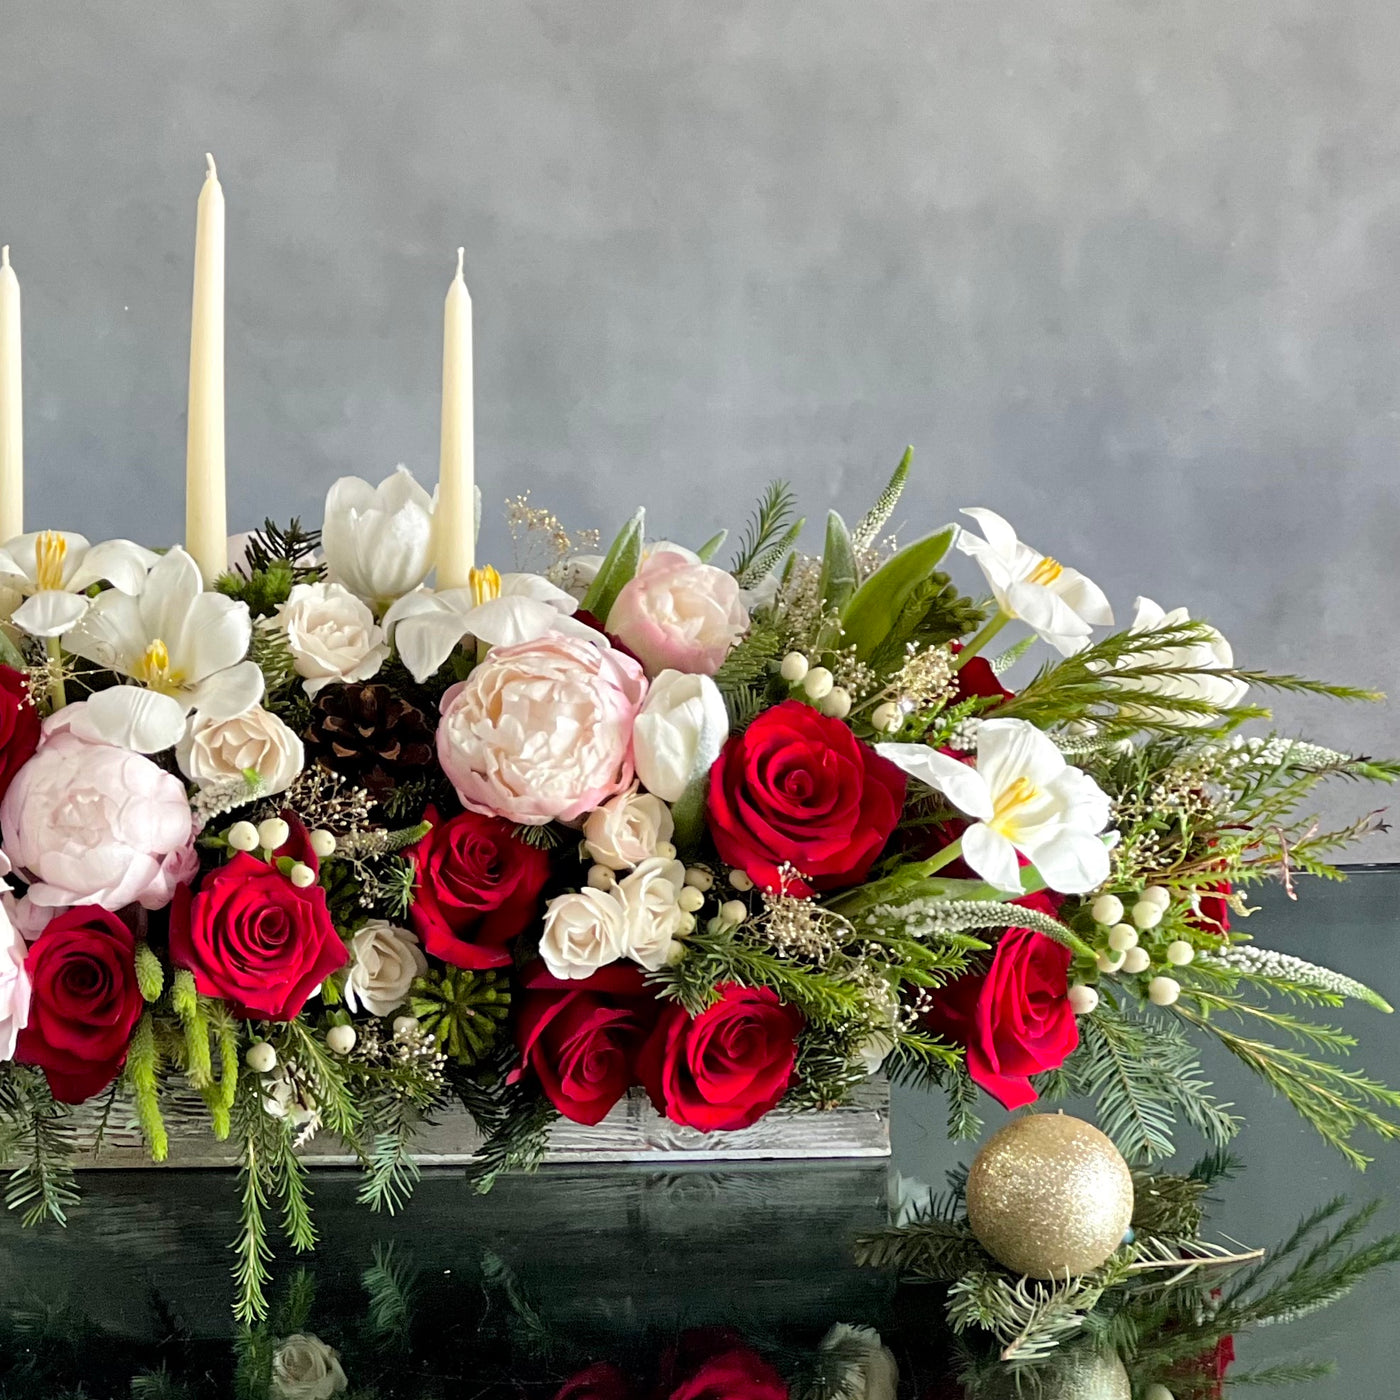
[1,705,198,932]
[436,633,647,825]
[606,549,749,677]
[15,905,144,1102]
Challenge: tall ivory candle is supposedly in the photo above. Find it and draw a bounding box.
[436,247,475,589]
[0,247,21,543]
[185,154,226,583]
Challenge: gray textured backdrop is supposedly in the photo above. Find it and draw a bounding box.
[3,1,1398,847]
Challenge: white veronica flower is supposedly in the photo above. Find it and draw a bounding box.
[383,565,595,683]
[878,717,1112,894]
[64,547,263,753]
[1117,596,1249,724]
[321,466,437,610]
[956,508,1113,656]
[0,530,157,639]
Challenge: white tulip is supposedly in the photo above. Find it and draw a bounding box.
[879,717,1112,894]
[383,566,589,683]
[613,855,689,970]
[538,887,630,980]
[583,787,676,871]
[1113,596,1249,725]
[272,581,388,695]
[0,530,157,640]
[64,548,263,753]
[632,669,729,804]
[177,704,304,795]
[320,466,436,610]
[956,508,1113,656]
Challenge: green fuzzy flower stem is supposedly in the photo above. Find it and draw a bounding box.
[126,1015,168,1162]
[199,1002,240,1140]
[44,635,66,710]
[134,942,165,1002]
[953,611,1009,670]
[171,968,213,1089]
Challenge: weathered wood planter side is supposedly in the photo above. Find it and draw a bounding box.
[69,1077,891,1168]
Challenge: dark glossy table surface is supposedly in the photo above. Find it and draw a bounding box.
[3,870,1398,1397]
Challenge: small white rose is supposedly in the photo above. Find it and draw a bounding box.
[273,581,389,696]
[271,1332,348,1400]
[582,787,676,872]
[632,669,729,805]
[177,704,305,795]
[613,855,689,971]
[538,887,629,980]
[818,1325,898,1400]
[343,920,428,1017]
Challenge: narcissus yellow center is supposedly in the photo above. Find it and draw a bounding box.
[138,638,185,693]
[989,775,1039,839]
[469,564,502,606]
[34,531,67,592]
[1027,556,1064,587]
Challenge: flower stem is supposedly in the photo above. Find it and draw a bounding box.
[912,838,964,878]
[954,611,1010,670]
[45,636,67,711]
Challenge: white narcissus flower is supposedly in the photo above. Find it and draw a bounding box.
[613,855,689,970]
[63,548,263,753]
[383,565,592,684]
[1117,596,1249,725]
[818,1326,898,1400]
[538,887,630,980]
[878,717,1112,894]
[272,581,388,695]
[321,466,436,610]
[343,920,428,1017]
[583,787,675,871]
[632,669,729,805]
[271,1332,348,1400]
[0,530,157,638]
[956,507,1113,656]
[177,704,305,795]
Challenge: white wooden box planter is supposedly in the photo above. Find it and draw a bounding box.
[68,1077,891,1168]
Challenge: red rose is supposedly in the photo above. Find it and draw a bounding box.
[706,700,906,893]
[15,906,144,1103]
[0,664,39,803]
[515,962,660,1125]
[952,655,1014,707]
[659,1330,789,1400]
[923,892,1077,1109]
[553,1363,633,1400]
[409,804,550,969]
[169,841,347,1021]
[1192,880,1231,936]
[638,983,804,1131]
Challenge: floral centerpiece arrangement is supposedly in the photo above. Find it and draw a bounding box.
[0,449,1395,1323]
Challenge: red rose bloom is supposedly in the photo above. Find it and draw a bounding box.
[409,804,550,969]
[923,892,1077,1109]
[15,906,144,1103]
[659,1330,789,1400]
[0,664,39,803]
[515,963,660,1125]
[706,700,906,893]
[638,983,804,1131]
[553,1364,633,1400]
[1192,880,1232,936]
[953,655,1014,706]
[169,843,347,1021]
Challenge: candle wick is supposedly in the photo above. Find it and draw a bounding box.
[205,153,217,180]
[456,247,465,278]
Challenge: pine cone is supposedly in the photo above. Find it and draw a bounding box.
[304,682,435,803]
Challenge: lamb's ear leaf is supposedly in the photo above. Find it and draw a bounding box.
[841,526,956,660]
[582,508,645,623]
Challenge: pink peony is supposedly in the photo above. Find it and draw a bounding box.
[437,633,648,825]
[0,895,29,1060]
[1,704,199,933]
[606,549,749,677]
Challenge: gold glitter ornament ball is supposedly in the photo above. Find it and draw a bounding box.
[966,1113,1134,1279]
[972,1347,1132,1400]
